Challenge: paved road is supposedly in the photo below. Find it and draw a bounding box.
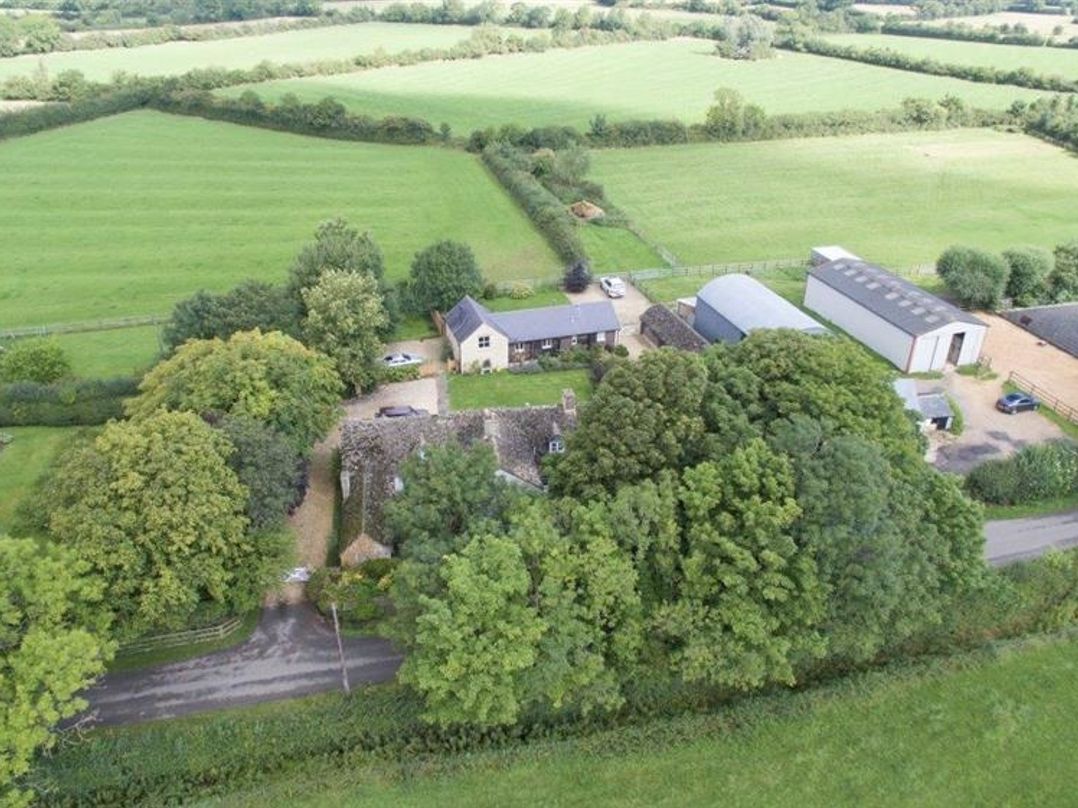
[82,604,402,726]
[984,509,1078,566]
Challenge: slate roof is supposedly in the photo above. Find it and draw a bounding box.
[640,304,709,352]
[918,393,953,421]
[339,400,577,544]
[1002,303,1078,358]
[698,273,828,336]
[810,259,985,336]
[444,296,620,343]
[892,378,920,413]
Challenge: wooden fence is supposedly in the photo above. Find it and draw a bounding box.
[115,615,244,656]
[626,258,807,283]
[1009,371,1078,425]
[0,314,167,341]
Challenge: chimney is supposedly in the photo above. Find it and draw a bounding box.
[561,389,577,418]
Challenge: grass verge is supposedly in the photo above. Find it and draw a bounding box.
[107,610,261,674]
[984,493,1078,520]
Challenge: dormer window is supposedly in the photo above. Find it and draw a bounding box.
[548,436,565,454]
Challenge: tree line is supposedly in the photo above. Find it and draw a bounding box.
[881,19,1078,48]
[935,239,1078,309]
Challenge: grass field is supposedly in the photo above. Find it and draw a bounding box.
[219,39,1046,134]
[0,110,560,329]
[636,265,813,306]
[46,325,162,378]
[823,32,1078,76]
[592,129,1078,269]
[0,22,475,82]
[0,426,77,534]
[206,633,1078,807]
[448,369,592,410]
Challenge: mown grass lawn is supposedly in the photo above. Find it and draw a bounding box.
[0,110,560,328]
[592,129,1078,270]
[823,32,1078,76]
[0,22,475,82]
[219,39,1046,134]
[0,426,80,534]
[484,288,569,312]
[448,369,591,410]
[203,633,1078,807]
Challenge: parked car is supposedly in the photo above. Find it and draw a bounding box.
[382,352,423,367]
[996,391,1040,414]
[376,405,429,418]
[283,566,311,583]
[600,276,626,298]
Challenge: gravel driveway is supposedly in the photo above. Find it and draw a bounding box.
[567,280,652,357]
[932,373,1064,474]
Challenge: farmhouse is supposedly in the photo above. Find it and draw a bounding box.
[1002,303,1078,359]
[805,258,987,373]
[640,304,709,352]
[338,392,578,550]
[445,296,620,373]
[690,273,828,344]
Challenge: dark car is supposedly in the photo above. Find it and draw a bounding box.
[375,405,429,419]
[995,391,1039,414]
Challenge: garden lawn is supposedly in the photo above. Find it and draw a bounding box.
[0,110,560,328]
[592,129,1078,269]
[205,633,1078,807]
[448,369,591,410]
[0,22,476,82]
[484,288,569,312]
[0,426,77,533]
[823,33,1078,77]
[218,38,1046,134]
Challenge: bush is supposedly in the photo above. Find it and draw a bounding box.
[936,245,1010,309]
[563,259,592,293]
[378,364,422,384]
[1003,247,1053,306]
[509,282,535,300]
[0,337,71,383]
[966,441,1078,505]
[308,559,398,625]
[0,376,137,426]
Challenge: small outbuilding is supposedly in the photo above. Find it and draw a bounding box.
[893,378,954,431]
[805,257,987,373]
[811,245,862,266]
[640,304,709,352]
[692,273,828,344]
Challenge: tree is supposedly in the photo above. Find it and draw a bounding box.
[0,338,71,384]
[0,16,18,58]
[936,245,1010,309]
[1049,239,1078,302]
[287,218,385,313]
[0,538,111,807]
[408,240,484,313]
[45,411,260,636]
[162,280,297,353]
[127,329,342,453]
[399,534,545,726]
[652,441,825,689]
[563,259,592,293]
[17,15,62,53]
[213,415,305,531]
[1002,247,1052,306]
[301,270,387,394]
[704,87,766,139]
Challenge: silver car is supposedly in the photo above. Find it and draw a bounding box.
[600,276,626,298]
[382,352,423,367]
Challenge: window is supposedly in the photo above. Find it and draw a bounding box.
[513,343,525,353]
[478,335,491,349]
[549,436,565,454]
[541,339,554,350]
[570,335,578,346]
[595,332,606,344]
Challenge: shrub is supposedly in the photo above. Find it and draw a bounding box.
[308,559,398,625]
[0,376,137,426]
[509,282,535,300]
[563,259,592,293]
[966,441,1078,505]
[378,364,422,385]
[1002,247,1053,306]
[0,337,71,384]
[936,245,1010,309]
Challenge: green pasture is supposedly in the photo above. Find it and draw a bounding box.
[219,39,1045,134]
[47,325,163,378]
[448,369,592,410]
[592,129,1078,270]
[0,22,475,82]
[200,634,1078,807]
[824,32,1078,77]
[0,426,77,534]
[637,265,811,305]
[0,110,560,328]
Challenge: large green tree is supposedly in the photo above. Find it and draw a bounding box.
[0,538,112,807]
[936,245,1010,310]
[408,240,484,313]
[301,270,387,394]
[1049,239,1078,302]
[45,411,262,635]
[162,280,298,353]
[127,329,342,453]
[287,218,385,314]
[1002,247,1052,307]
[652,440,825,689]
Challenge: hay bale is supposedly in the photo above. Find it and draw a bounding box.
[570,200,605,221]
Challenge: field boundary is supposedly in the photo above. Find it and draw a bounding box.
[0,314,166,340]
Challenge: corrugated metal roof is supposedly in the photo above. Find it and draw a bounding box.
[892,378,920,413]
[697,274,827,336]
[1002,303,1078,358]
[810,259,985,336]
[918,393,953,421]
[444,297,620,343]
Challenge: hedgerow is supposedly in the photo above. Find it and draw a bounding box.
[0,377,138,427]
